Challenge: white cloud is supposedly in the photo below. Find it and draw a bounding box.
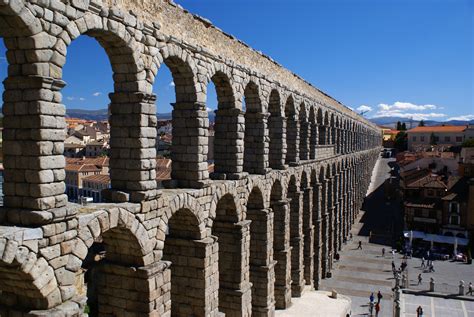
[347,106,354,111]
[357,105,372,112]
[206,107,213,112]
[447,114,474,121]
[92,92,101,97]
[169,81,175,87]
[66,97,75,101]
[372,112,446,121]
[368,101,446,120]
[378,101,437,112]
[79,98,85,101]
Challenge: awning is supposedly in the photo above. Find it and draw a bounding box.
[403,231,469,246]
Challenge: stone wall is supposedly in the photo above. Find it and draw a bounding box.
[0,0,382,316]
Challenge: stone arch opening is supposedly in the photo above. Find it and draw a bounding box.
[154,55,206,188]
[163,208,217,316]
[209,71,242,179]
[309,107,317,159]
[268,89,285,170]
[79,224,154,316]
[317,108,325,145]
[285,96,298,164]
[247,186,275,315]
[288,175,304,296]
[243,81,267,174]
[61,36,114,204]
[299,104,309,161]
[58,23,156,204]
[212,193,250,316]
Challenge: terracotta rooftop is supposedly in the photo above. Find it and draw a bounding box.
[65,164,101,173]
[407,125,466,133]
[66,157,109,167]
[83,174,110,184]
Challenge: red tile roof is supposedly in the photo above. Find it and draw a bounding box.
[83,174,110,184]
[407,125,466,133]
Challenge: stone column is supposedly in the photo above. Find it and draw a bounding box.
[285,114,300,165]
[327,177,334,276]
[96,261,171,316]
[2,75,68,219]
[321,179,330,279]
[213,108,245,180]
[170,101,210,188]
[312,182,323,289]
[268,116,287,170]
[108,92,158,202]
[244,112,269,175]
[299,118,310,161]
[271,199,292,309]
[164,236,219,317]
[302,187,314,289]
[332,175,340,254]
[216,220,252,317]
[289,190,305,296]
[309,121,318,159]
[248,208,276,317]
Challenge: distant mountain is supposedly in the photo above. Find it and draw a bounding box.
[369,117,474,129]
[66,108,108,121]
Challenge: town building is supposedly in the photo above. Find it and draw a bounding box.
[82,174,111,203]
[407,125,466,151]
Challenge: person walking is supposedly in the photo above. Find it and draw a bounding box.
[392,261,396,272]
[468,282,473,295]
[418,273,423,285]
[382,248,385,257]
[375,302,380,317]
[421,257,425,269]
[416,305,423,317]
[377,290,383,303]
[369,292,374,304]
[357,241,362,250]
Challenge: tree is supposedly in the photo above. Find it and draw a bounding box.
[462,139,474,148]
[394,131,408,151]
[401,123,407,131]
[396,121,402,130]
[418,120,425,127]
[430,132,437,145]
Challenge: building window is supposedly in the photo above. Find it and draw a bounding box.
[456,136,462,142]
[449,215,460,225]
[434,136,439,142]
[415,208,422,217]
[412,136,417,141]
[445,136,450,142]
[450,202,459,214]
[420,136,425,142]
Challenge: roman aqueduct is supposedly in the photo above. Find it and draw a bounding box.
[0,0,381,316]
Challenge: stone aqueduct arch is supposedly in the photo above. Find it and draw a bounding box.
[0,0,381,316]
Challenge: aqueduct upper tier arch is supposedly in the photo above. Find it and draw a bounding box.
[0,0,381,316]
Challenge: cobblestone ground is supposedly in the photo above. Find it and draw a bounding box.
[320,156,398,316]
[403,294,474,317]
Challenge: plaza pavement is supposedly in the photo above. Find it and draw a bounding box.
[319,156,398,316]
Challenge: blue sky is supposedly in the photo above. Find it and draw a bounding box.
[0,0,472,121]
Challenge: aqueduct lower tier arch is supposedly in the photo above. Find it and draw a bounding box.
[0,0,381,316]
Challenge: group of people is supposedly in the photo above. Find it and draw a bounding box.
[420,257,435,272]
[368,291,383,316]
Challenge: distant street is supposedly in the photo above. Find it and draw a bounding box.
[320,156,403,316]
